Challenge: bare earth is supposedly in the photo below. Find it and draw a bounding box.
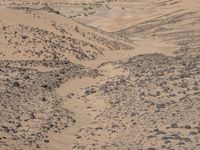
[0,0,200,150]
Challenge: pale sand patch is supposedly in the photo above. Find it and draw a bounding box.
[47,98,94,150]
[49,75,107,150]
[55,77,100,97]
[76,0,200,32]
[75,36,178,69]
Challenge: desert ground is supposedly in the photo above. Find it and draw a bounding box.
[0,0,200,150]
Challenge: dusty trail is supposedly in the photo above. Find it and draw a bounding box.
[47,97,95,150]
[45,35,178,150]
[67,36,178,69]
[47,58,130,149]
[48,76,106,150]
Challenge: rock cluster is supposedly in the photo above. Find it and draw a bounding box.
[71,46,200,149]
[0,60,98,149]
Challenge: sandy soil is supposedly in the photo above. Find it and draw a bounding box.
[0,0,200,150]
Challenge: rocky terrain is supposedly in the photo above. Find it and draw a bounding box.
[0,0,200,150]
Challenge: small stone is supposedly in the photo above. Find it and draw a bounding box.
[147,148,156,150]
[171,123,178,128]
[131,112,136,117]
[185,125,191,129]
[13,81,20,87]
[44,139,49,143]
[189,131,197,135]
[76,135,81,139]
[21,35,28,39]
[181,137,192,143]
[42,97,47,101]
[30,112,36,119]
[178,142,185,145]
